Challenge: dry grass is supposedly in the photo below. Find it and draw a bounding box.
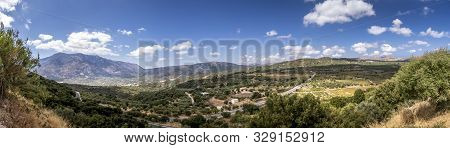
[371,101,448,128]
[0,92,68,128]
[297,85,374,99]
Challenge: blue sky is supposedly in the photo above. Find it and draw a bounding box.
[2,0,450,67]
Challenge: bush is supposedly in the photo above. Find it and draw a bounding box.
[221,112,231,118]
[181,115,206,128]
[251,94,331,128]
[242,103,259,114]
[352,89,365,103]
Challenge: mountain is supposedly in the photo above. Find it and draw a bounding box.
[145,62,247,78]
[37,53,247,85]
[37,53,143,80]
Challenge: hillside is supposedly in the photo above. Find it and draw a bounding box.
[37,53,247,86]
[0,91,68,128]
[37,53,143,80]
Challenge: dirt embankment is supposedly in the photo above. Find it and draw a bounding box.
[0,92,68,128]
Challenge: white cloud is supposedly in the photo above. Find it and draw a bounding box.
[303,0,375,26]
[370,50,380,56]
[170,41,192,52]
[128,44,164,57]
[420,27,448,38]
[0,11,13,27]
[38,34,53,41]
[24,19,31,30]
[322,45,346,57]
[277,34,292,39]
[284,45,320,56]
[380,44,396,53]
[31,31,118,56]
[352,42,377,54]
[367,26,387,35]
[422,6,434,15]
[117,29,133,36]
[0,0,20,12]
[408,50,417,53]
[266,30,278,37]
[137,27,146,32]
[262,53,286,64]
[389,19,413,36]
[229,46,238,50]
[409,40,430,46]
[0,0,21,28]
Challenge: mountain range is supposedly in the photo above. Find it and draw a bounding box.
[36,53,247,85]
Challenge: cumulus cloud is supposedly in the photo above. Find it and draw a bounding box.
[321,45,346,57]
[170,41,192,52]
[370,50,380,56]
[128,44,164,57]
[351,42,377,54]
[117,29,133,36]
[0,0,21,28]
[380,44,396,56]
[0,12,14,27]
[38,34,53,41]
[367,26,387,35]
[408,49,417,53]
[420,27,449,38]
[266,30,278,37]
[30,31,118,56]
[0,0,20,12]
[389,19,413,36]
[303,0,375,26]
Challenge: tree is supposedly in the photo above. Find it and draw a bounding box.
[0,25,39,100]
[242,103,259,114]
[181,114,206,128]
[352,89,365,103]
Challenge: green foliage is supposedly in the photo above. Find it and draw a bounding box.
[221,112,231,118]
[242,103,259,114]
[181,114,206,128]
[345,49,450,126]
[352,89,365,104]
[251,94,330,128]
[391,49,449,109]
[20,75,147,128]
[328,96,352,108]
[0,25,39,100]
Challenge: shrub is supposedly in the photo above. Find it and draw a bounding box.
[181,115,206,128]
[251,94,331,128]
[242,103,259,114]
[221,112,231,118]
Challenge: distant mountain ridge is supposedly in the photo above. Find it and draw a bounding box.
[37,53,143,80]
[37,53,247,85]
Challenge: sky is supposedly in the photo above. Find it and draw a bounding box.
[1,0,450,67]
